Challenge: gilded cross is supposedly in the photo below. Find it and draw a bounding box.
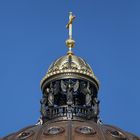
[66,12,76,39]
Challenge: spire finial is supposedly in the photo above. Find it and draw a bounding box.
[66,12,76,55]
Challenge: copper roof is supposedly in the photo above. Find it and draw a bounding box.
[2,120,139,140]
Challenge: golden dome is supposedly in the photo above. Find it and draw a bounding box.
[40,54,99,91]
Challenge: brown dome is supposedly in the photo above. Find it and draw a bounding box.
[2,120,139,140]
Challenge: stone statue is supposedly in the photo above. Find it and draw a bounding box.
[40,93,47,117]
[47,83,54,106]
[40,81,60,117]
[48,81,60,106]
[81,82,92,106]
[93,98,100,116]
[61,79,79,105]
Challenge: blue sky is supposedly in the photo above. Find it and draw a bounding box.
[0,0,140,137]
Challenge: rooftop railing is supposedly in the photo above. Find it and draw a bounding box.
[45,105,96,120]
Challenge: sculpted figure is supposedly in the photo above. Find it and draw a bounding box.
[85,82,92,106]
[61,79,79,105]
[40,81,60,117]
[40,93,47,117]
[93,97,100,116]
[48,81,59,106]
[47,83,54,106]
[81,81,92,106]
